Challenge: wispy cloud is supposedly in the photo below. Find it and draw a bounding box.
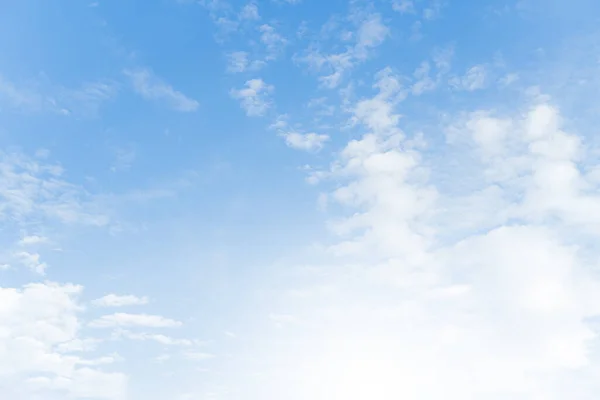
[92,294,149,307]
[449,64,487,91]
[296,13,389,88]
[124,68,199,112]
[112,329,196,346]
[89,313,183,328]
[0,151,109,227]
[0,74,117,116]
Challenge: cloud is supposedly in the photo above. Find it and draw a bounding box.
[89,313,183,328]
[281,132,330,151]
[0,151,109,227]
[208,61,600,398]
[423,0,444,20]
[124,68,199,112]
[230,78,274,116]
[296,13,389,88]
[0,283,127,399]
[411,61,437,95]
[239,3,260,20]
[13,251,48,275]
[227,51,251,73]
[112,329,195,346]
[110,146,136,172]
[259,24,288,60]
[449,64,487,91]
[92,294,150,307]
[18,235,49,246]
[226,51,265,73]
[0,73,117,116]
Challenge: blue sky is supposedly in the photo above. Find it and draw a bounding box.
[2,0,600,399]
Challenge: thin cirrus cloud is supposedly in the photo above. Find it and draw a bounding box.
[124,68,199,112]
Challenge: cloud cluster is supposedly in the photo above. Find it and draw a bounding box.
[0,283,127,399]
[212,68,600,399]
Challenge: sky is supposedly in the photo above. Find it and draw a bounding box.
[2,0,600,399]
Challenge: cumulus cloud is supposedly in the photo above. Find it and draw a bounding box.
[207,68,600,399]
[124,68,199,112]
[230,78,274,116]
[0,283,127,399]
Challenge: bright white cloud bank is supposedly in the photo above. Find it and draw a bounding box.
[207,71,600,400]
[0,283,127,399]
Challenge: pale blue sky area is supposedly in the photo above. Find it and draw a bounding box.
[2,1,600,399]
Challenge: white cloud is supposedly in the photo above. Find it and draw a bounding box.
[209,61,600,397]
[411,61,437,95]
[296,13,389,88]
[0,74,45,111]
[239,3,260,20]
[354,13,389,58]
[124,68,199,112]
[89,313,183,328]
[0,73,117,116]
[13,251,48,275]
[113,330,194,346]
[18,235,48,246]
[92,294,150,307]
[259,24,288,60]
[0,151,109,227]
[500,72,520,86]
[226,51,265,73]
[450,64,487,91]
[282,132,330,151]
[0,283,127,399]
[230,78,274,116]
[227,51,250,73]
